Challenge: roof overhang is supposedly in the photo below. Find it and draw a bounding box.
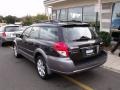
[44,0,66,6]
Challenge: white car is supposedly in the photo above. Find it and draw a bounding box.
[13,26,29,37]
[0,24,20,46]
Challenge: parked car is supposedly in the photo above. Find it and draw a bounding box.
[0,24,20,46]
[14,26,29,37]
[111,19,120,41]
[13,21,107,79]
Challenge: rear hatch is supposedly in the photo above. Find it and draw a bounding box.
[5,26,19,38]
[62,26,102,62]
[67,41,100,61]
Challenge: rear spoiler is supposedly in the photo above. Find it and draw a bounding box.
[61,23,90,27]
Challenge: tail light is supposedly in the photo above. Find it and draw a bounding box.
[2,32,6,37]
[53,42,69,57]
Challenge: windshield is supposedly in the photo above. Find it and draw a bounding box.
[5,26,19,32]
[63,27,98,42]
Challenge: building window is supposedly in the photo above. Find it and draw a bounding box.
[57,10,60,20]
[112,2,120,20]
[112,2,120,29]
[52,10,57,20]
[83,5,96,23]
[111,2,120,39]
[52,5,99,24]
[59,9,68,21]
[113,2,120,19]
[68,7,82,21]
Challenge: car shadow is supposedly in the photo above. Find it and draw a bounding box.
[15,55,101,81]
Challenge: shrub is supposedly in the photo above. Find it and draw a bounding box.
[22,16,33,26]
[98,31,111,46]
[33,14,48,23]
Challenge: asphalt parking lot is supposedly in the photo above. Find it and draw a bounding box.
[0,46,120,90]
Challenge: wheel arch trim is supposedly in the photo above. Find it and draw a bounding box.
[34,48,48,62]
[34,48,52,75]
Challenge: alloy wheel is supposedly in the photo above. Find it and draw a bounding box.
[37,58,46,77]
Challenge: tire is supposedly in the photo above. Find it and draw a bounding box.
[0,39,4,47]
[1,43,4,47]
[13,45,21,58]
[36,56,50,79]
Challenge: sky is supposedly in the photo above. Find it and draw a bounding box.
[0,0,45,17]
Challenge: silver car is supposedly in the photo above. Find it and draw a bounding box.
[13,26,29,37]
[0,24,20,46]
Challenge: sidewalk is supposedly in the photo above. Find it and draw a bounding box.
[103,50,120,73]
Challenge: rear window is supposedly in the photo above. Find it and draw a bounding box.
[40,27,59,41]
[63,27,98,42]
[5,26,19,32]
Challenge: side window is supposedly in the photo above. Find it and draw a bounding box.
[40,27,59,41]
[22,27,32,38]
[29,27,40,39]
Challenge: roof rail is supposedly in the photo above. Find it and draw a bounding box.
[33,20,90,26]
[59,20,89,24]
[34,20,89,24]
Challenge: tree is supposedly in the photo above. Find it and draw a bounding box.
[4,15,17,24]
[0,15,4,23]
[22,16,33,26]
[33,14,48,23]
[15,17,21,22]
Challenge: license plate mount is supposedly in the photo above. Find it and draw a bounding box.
[86,49,94,55]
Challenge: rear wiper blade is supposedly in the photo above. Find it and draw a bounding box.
[73,36,90,41]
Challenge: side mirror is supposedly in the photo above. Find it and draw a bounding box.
[20,34,24,38]
[16,34,23,38]
[16,34,21,37]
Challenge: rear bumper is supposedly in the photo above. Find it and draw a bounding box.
[1,37,15,43]
[47,51,107,75]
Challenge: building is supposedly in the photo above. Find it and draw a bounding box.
[44,0,120,33]
[15,22,22,26]
[0,23,6,27]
